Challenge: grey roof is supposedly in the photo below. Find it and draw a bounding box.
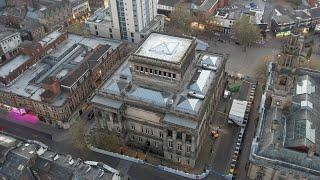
[285,74,320,149]
[260,146,320,172]
[176,97,202,114]
[309,7,320,19]
[189,70,213,94]
[91,95,123,109]
[128,87,170,107]
[158,0,180,7]
[105,81,121,94]
[196,39,209,51]
[163,114,198,129]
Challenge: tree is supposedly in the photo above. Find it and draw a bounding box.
[69,118,89,153]
[169,3,194,34]
[232,16,261,51]
[253,55,272,85]
[306,47,313,60]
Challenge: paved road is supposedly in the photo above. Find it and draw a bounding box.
[235,84,262,180]
[212,124,239,174]
[0,117,189,180]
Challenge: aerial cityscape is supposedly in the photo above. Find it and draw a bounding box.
[0,0,319,180]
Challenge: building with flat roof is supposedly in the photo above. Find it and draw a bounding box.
[85,0,164,43]
[157,0,229,17]
[89,32,228,167]
[0,29,128,128]
[248,33,320,180]
[0,133,121,180]
[0,29,21,62]
[270,5,320,37]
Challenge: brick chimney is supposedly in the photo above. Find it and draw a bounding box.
[40,77,61,102]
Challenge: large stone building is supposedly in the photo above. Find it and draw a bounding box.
[85,0,164,43]
[248,33,320,179]
[0,28,128,128]
[89,32,227,166]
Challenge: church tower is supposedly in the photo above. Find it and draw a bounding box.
[274,32,304,95]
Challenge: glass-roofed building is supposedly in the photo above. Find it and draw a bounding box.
[89,32,228,166]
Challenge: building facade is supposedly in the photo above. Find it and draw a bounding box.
[70,0,91,19]
[85,0,164,43]
[0,30,21,62]
[89,32,227,166]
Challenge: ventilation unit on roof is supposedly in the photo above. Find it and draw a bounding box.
[166,98,174,107]
[188,91,205,100]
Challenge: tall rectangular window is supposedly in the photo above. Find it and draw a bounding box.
[177,143,182,151]
[168,140,173,148]
[159,131,163,138]
[186,145,191,153]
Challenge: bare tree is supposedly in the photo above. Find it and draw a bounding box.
[69,118,89,153]
[253,56,272,85]
[232,16,261,51]
[169,3,195,34]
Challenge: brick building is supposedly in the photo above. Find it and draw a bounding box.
[89,32,227,167]
[0,29,128,128]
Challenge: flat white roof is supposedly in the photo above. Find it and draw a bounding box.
[229,99,248,119]
[50,34,121,58]
[0,55,30,77]
[135,33,193,62]
[39,30,62,47]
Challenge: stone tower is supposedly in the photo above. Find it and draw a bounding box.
[274,32,304,95]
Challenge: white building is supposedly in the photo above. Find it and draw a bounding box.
[85,0,164,43]
[228,99,248,126]
[0,31,21,61]
[69,0,91,19]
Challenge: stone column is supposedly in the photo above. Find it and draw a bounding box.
[163,130,168,151]
[191,136,196,153]
[182,133,186,156]
[173,130,177,151]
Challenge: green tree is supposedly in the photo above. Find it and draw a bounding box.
[232,16,261,51]
[306,47,313,60]
[169,3,194,34]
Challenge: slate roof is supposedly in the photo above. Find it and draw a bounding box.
[128,87,171,107]
[163,114,198,129]
[176,97,202,114]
